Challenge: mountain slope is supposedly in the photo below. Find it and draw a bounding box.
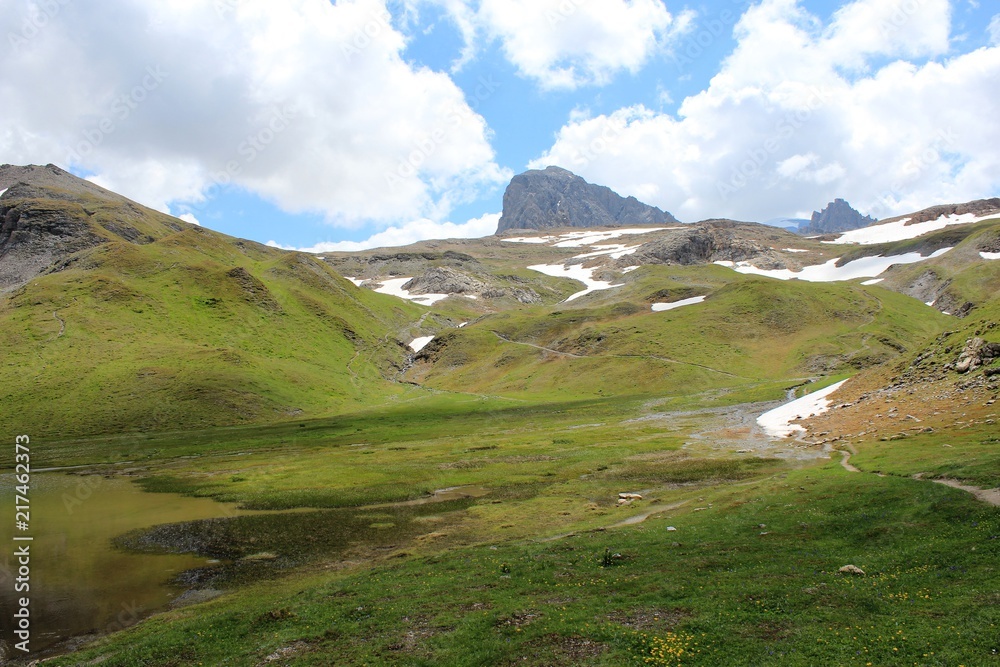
[0,167,426,437]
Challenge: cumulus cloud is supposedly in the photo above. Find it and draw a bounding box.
[417,0,694,89]
[531,0,1000,221]
[268,212,501,253]
[0,0,507,225]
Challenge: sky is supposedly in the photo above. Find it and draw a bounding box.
[1,0,998,252]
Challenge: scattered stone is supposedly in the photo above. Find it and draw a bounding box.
[839,565,865,576]
[618,493,643,500]
[666,526,677,532]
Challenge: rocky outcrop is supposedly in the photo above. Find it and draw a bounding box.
[953,337,1000,374]
[799,199,876,235]
[627,220,786,269]
[403,267,541,304]
[496,166,678,233]
[882,198,1000,226]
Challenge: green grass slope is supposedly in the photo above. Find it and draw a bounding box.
[409,266,949,403]
[0,193,428,437]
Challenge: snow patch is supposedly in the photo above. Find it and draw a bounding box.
[528,263,623,302]
[572,243,643,260]
[757,380,849,439]
[651,296,706,312]
[714,248,952,282]
[783,248,808,253]
[344,277,365,287]
[621,266,640,274]
[861,278,884,285]
[373,277,449,306]
[502,227,675,247]
[409,336,434,352]
[981,252,1000,260]
[0,188,8,198]
[827,212,998,246]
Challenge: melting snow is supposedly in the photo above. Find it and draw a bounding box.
[861,278,884,285]
[409,336,434,352]
[372,277,449,306]
[572,244,643,260]
[621,266,640,274]
[757,380,849,439]
[783,248,809,253]
[502,227,675,247]
[715,248,952,282]
[528,263,623,302]
[827,212,998,246]
[981,252,1000,260]
[0,188,7,198]
[651,296,706,312]
[344,277,365,287]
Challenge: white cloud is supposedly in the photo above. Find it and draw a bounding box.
[989,14,1000,44]
[531,0,1000,222]
[177,213,201,226]
[268,212,501,253]
[0,0,507,225]
[417,0,694,89]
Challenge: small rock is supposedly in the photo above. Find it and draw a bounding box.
[666,526,677,532]
[618,493,643,500]
[839,565,865,576]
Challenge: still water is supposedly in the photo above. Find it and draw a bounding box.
[0,472,245,659]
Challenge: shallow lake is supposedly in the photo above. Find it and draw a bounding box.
[0,472,246,659]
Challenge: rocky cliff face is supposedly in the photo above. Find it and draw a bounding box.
[799,199,875,235]
[496,166,678,233]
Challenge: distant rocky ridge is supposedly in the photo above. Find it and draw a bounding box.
[496,166,678,234]
[799,199,875,235]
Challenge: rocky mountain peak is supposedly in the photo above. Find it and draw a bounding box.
[496,166,679,234]
[799,198,876,235]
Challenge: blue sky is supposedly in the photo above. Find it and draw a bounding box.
[1,0,998,251]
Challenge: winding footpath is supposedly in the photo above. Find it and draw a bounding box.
[835,448,1000,507]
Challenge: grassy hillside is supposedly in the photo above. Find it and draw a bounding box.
[0,182,429,437]
[409,266,949,403]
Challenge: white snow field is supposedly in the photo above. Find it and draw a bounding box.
[715,248,952,282]
[757,380,849,439]
[528,263,623,302]
[827,212,998,246]
[651,296,706,312]
[372,277,449,306]
[981,252,1000,260]
[409,336,434,352]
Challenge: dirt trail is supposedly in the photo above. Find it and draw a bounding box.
[53,310,66,337]
[933,479,1000,507]
[836,449,1000,507]
[609,501,690,528]
[837,450,860,473]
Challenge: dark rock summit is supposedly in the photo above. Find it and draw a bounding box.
[496,166,678,234]
[799,199,876,235]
